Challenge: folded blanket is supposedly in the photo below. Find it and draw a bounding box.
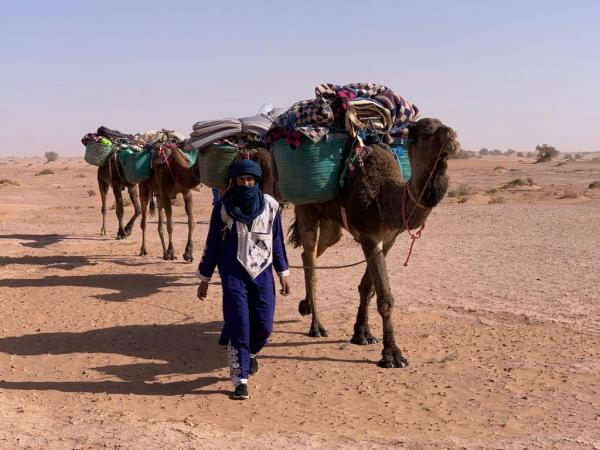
[186,114,273,150]
[345,98,394,144]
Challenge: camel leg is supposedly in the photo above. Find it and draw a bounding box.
[98,171,109,236]
[351,236,397,345]
[182,190,195,262]
[156,195,167,257]
[124,185,141,237]
[295,206,327,337]
[360,235,408,368]
[162,194,176,260]
[351,269,378,345]
[139,183,150,256]
[113,186,127,240]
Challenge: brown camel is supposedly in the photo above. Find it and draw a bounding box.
[288,118,459,368]
[97,152,142,239]
[138,146,276,262]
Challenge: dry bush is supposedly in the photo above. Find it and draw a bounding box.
[485,188,498,195]
[534,144,559,163]
[516,151,524,158]
[574,153,583,160]
[558,190,579,199]
[35,169,54,176]
[110,198,132,209]
[502,178,535,188]
[588,181,600,189]
[0,178,20,187]
[44,151,59,162]
[87,189,96,197]
[488,196,506,204]
[447,184,475,198]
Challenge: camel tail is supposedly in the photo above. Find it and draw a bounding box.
[288,216,302,248]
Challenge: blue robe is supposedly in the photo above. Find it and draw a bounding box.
[197,194,289,382]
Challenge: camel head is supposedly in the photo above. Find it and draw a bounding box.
[406,118,459,207]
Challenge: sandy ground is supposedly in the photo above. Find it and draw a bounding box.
[1,155,599,449]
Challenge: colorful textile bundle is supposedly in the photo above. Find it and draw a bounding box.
[267,83,419,150]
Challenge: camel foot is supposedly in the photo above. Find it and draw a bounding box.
[124,225,134,236]
[183,244,194,263]
[308,324,328,338]
[139,248,148,256]
[298,299,311,316]
[116,229,127,240]
[163,248,176,260]
[351,328,379,345]
[377,346,408,368]
[100,229,107,236]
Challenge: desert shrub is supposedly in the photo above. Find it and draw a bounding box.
[574,153,583,160]
[558,189,579,199]
[502,178,534,188]
[505,149,516,156]
[485,187,498,195]
[110,198,132,209]
[44,151,59,162]
[516,151,524,158]
[0,178,20,187]
[534,144,560,163]
[479,148,489,156]
[492,149,503,156]
[493,166,506,171]
[87,189,96,197]
[447,184,475,198]
[562,153,573,161]
[35,169,54,176]
[588,181,600,189]
[488,196,506,204]
[526,152,534,158]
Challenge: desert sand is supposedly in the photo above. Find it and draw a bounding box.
[1,155,599,449]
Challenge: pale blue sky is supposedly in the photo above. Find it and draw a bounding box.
[1,0,598,155]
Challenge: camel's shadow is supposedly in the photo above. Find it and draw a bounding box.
[1,273,192,302]
[0,321,228,396]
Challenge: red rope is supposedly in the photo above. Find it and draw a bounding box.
[401,184,425,266]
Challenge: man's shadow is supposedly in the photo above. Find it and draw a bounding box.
[0,322,229,395]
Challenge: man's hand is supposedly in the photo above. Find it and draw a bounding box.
[279,275,290,296]
[197,281,209,300]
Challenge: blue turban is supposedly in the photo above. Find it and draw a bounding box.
[222,159,265,224]
[228,159,262,182]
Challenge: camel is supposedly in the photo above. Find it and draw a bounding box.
[97,152,142,239]
[138,146,276,262]
[288,118,459,368]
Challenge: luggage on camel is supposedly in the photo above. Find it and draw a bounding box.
[185,105,281,189]
[267,83,419,205]
[81,126,142,167]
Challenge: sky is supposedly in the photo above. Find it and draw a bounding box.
[0,0,599,156]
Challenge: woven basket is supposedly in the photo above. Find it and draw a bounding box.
[391,139,412,180]
[198,144,238,189]
[84,143,114,166]
[120,148,152,184]
[271,134,349,205]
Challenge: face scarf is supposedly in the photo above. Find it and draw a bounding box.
[222,160,265,225]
